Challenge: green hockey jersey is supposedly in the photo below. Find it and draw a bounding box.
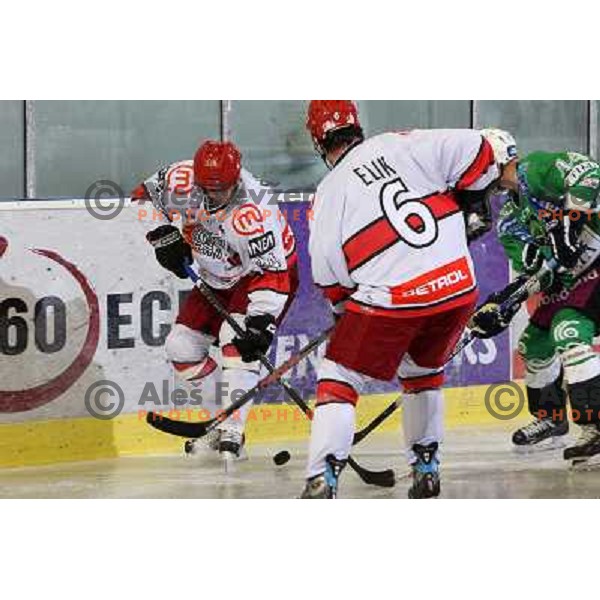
[497,151,600,281]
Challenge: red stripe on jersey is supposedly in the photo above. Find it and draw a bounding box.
[422,191,460,218]
[319,283,356,305]
[456,138,495,190]
[248,270,291,295]
[401,372,445,392]
[343,217,399,272]
[316,380,359,406]
[342,192,459,273]
[346,287,478,318]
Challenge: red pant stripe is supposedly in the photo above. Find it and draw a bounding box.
[402,372,445,392]
[316,380,359,406]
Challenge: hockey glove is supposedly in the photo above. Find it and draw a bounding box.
[456,189,493,244]
[521,243,544,274]
[232,314,277,362]
[469,275,529,339]
[547,215,584,271]
[146,224,192,279]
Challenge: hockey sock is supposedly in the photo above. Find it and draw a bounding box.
[218,367,260,434]
[527,368,567,422]
[306,403,355,479]
[402,388,443,465]
[568,374,600,425]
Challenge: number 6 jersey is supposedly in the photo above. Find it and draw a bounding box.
[309,129,498,317]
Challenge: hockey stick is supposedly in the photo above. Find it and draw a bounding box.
[353,397,403,445]
[146,264,396,487]
[142,178,392,486]
[351,332,475,445]
[350,258,560,445]
[184,265,396,488]
[147,328,330,437]
[444,257,559,358]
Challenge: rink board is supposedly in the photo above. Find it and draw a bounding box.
[1,199,513,468]
[0,385,529,468]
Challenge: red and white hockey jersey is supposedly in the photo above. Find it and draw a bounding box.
[139,161,297,319]
[309,129,498,318]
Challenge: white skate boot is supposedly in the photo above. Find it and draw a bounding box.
[184,429,248,466]
[217,429,248,472]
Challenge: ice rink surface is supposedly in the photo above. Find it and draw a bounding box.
[1,425,600,499]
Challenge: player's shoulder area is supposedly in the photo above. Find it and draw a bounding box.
[376,128,486,159]
[314,134,391,196]
[398,127,482,143]
[237,168,274,206]
[165,158,194,173]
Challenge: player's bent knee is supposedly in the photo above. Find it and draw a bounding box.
[221,342,260,373]
[165,324,214,363]
[317,358,365,393]
[524,355,562,389]
[398,354,444,393]
[551,311,600,384]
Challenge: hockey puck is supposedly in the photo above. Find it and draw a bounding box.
[273,450,291,466]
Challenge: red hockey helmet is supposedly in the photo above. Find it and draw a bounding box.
[306,100,360,145]
[193,140,242,191]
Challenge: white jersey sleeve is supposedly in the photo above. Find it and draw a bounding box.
[408,129,498,192]
[133,160,196,214]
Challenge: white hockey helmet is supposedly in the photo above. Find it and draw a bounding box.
[480,128,518,166]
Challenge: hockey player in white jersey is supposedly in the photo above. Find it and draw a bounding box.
[132,141,298,463]
[301,101,500,498]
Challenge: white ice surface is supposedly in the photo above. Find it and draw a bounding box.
[0,426,598,498]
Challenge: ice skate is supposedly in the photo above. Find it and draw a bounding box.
[300,454,346,499]
[185,430,247,467]
[565,424,600,469]
[512,418,569,452]
[217,430,249,472]
[408,442,440,499]
[184,429,221,457]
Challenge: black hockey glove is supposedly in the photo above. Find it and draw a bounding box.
[232,314,277,363]
[146,225,192,279]
[455,189,493,244]
[547,216,584,271]
[522,242,544,274]
[469,275,529,339]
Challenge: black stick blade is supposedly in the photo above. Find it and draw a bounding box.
[146,412,214,439]
[348,456,396,488]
